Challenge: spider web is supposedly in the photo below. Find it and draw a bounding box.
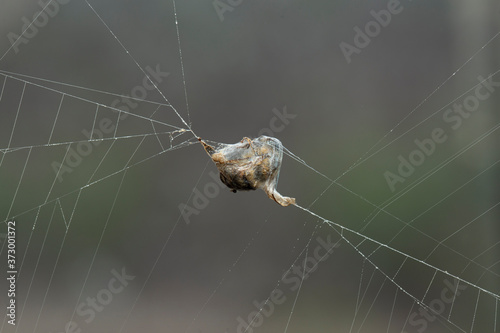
[0,1,499,333]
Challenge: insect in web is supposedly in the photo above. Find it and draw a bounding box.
[198,136,296,207]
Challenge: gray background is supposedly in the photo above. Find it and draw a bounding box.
[0,0,499,332]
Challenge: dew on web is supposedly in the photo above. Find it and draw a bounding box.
[0,1,499,333]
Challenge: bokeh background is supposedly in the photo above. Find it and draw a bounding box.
[0,0,499,332]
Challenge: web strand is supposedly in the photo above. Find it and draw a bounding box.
[0,72,185,131]
[283,232,315,333]
[0,69,173,108]
[1,139,196,225]
[120,160,212,333]
[5,147,31,220]
[83,0,198,140]
[0,81,25,169]
[336,29,500,180]
[0,0,56,62]
[13,205,53,331]
[293,203,500,300]
[68,168,129,326]
[172,0,191,127]
[284,115,500,280]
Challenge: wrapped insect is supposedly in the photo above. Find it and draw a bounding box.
[199,136,296,207]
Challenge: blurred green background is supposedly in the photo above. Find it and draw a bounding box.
[0,0,499,332]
